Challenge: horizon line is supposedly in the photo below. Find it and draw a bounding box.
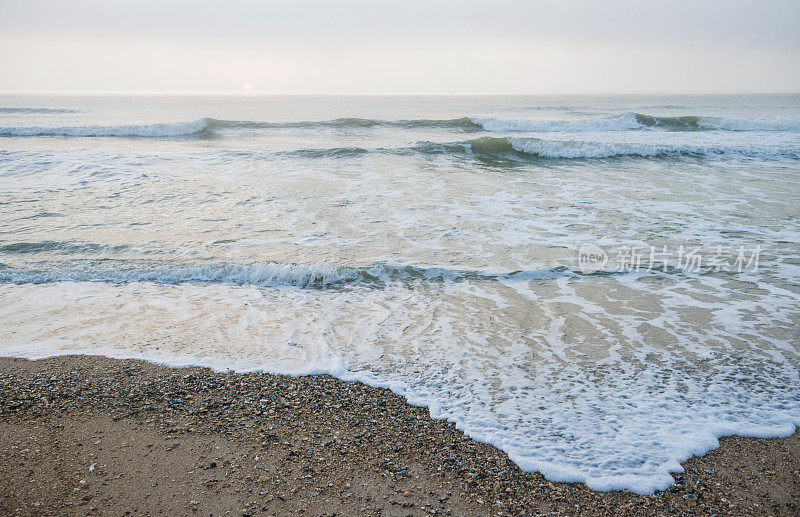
[1,89,799,96]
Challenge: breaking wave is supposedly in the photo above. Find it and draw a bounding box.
[473,113,800,132]
[230,137,800,161]
[0,260,569,289]
[412,137,800,161]
[3,113,800,138]
[181,139,800,162]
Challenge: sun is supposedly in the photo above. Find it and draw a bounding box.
[243,83,253,91]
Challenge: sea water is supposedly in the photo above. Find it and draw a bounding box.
[1,93,798,493]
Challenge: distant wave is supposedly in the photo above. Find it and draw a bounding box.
[519,105,593,111]
[638,104,690,110]
[0,119,209,138]
[4,113,800,138]
[0,107,79,114]
[473,113,800,132]
[0,128,795,161]
[0,117,479,138]
[0,260,569,289]
[205,116,481,131]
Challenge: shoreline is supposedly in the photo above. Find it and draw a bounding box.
[1,355,798,516]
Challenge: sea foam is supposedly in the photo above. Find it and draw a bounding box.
[1,277,798,495]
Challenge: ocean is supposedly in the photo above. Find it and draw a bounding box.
[0,93,798,493]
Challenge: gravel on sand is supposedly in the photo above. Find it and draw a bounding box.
[1,355,798,516]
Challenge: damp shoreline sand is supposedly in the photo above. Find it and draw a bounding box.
[0,355,797,516]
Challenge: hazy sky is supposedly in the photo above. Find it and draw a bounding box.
[1,0,798,94]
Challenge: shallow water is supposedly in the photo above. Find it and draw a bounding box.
[1,93,799,493]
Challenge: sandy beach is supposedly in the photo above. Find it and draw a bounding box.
[0,355,797,516]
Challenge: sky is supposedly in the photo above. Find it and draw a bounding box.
[1,0,798,94]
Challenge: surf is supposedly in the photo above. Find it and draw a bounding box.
[4,113,800,139]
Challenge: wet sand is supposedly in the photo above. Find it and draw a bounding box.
[0,355,797,516]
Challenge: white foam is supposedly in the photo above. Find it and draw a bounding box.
[0,276,797,495]
[698,115,800,131]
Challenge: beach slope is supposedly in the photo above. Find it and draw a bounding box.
[1,356,797,516]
